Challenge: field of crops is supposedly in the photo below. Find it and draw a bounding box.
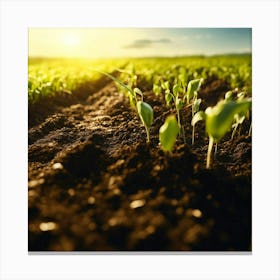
[28,55,252,251]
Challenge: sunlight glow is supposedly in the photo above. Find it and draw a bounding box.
[62,33,81,47]
[59,32,82,57]
[29,28,252,58]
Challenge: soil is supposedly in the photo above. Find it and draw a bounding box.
[28,77,252,251]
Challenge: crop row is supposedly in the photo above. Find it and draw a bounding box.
[29,56,252,168]
[102,65,251,169]
[28,58,127,104]
[28,56,251,104]
[119,55,251,94]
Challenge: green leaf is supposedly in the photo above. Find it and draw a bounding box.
[137,101,154,129]
[234,113,246,125]
[165,92,173,107]
[159,115,180,153]
[134,88,143,98]
[191,111,206,126]
[205,99,251,141]
[186,78,203,103]
[237,92,246,100]
[162,81,170,91]
[175,97,184,110]
[178,71,187,86]
[153,84,161,96]
[193,98,202,114]
[94,70,134,96]
[225,91,233,101]
[173,84,180,96]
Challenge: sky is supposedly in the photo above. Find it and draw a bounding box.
[29,28,252,58]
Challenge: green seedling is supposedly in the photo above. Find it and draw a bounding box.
[192,98,251,169]
[173,84,184,131]
[153,83,162,96]
[191,92,202,145]
[231,113,246,139]
[159,115,180,153]
[96,70,153,143]
[162,77,203,144]
[225,90,233,101]
[163,82,185,141]
[117,65,137,89]
[178,68,188,96]
[137,100,154,143]
[95,70,138,107]
[230,91,250,140]
[186,78,203,105]
[161,80,170,93]
[183,78,203,145]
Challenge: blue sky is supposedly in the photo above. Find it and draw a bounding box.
[29,28,252,58]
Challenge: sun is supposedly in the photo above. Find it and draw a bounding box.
[59,32,82,57]
[62,33,81,47]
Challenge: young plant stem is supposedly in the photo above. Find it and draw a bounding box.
[206,137,214,169]
[248,123,252,136]
[145,125,150,143]
[231,124,238,140]
[192,125,195,145]
[176,109,181,133]
[214,143,218,159]
[191,100,196,145]
[176,109,186,143]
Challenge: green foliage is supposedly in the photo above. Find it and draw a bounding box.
[192,95,202,115]
[153,84,162,96]
[29,55,252,159]
[191,111,206,127]
[225,91,233,101]
[165,92,173,107]
[191,108,204,145]
[186,78,203,104]
[205,99,251,142]
[192,98,251,168]
[96,70,138,108]
[230,91,250,139]
[28,58,124,104]
[137,101,154,142]
[97,71,154,143]
[159,115,180,153]
[29,55,252,105]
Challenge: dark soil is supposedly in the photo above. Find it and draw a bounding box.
[28,78,251,251]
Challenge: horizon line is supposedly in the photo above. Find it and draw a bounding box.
[29,52,252,60]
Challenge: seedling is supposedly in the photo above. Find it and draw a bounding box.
[153,83,162,96]
[161,77,203,144]
[117,65,137,89]
[159,115,180,153]
[185,78,203,105]
[230,92,250,140]
[231,114,246,140]
[225,90,233,101]
[191,92,202,145]
[137,100,154,142]
[96,70,138,107]
[161,80,185,140]
[178,68,188,96]
[96,70,153,143]
[192,98,251,168]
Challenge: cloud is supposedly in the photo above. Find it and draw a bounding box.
[124,38,171,49]
[156,38,171,44]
